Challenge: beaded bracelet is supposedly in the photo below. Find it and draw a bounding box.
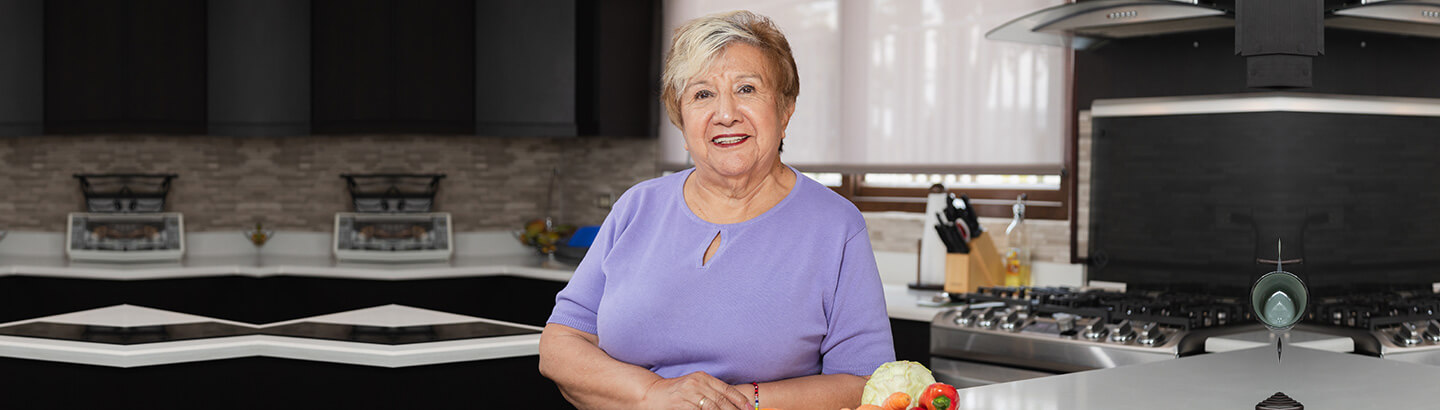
[751,382,760,410]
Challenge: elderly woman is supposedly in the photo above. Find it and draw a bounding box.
[539,10,894,410]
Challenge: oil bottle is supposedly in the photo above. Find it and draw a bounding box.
[1003,194,1031,287]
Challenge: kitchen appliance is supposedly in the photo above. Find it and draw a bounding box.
[66,174,185,262]
[1087,93,1440,293]
[1306,289,1440,365]
[988,0,1232,49]
[930,286,1252,387]
[1082,92,1440,344]
[332,174,452,262]
[989,0,1440,50]
[1330,0,1440,39]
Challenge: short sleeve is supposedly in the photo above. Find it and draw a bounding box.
[546,202,625,335]
[818,228,896,376]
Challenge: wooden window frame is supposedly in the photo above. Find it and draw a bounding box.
[828,173,1070,220]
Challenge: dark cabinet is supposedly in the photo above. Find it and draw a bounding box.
[473,0,578,136]
[579,0,659,137]
[40,0,655,137]
[44,0,207,134]
[891,319,932,364]
[475,0,658,137]
[312,0,476,134]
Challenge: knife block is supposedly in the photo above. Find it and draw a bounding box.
[943,233,1005,294]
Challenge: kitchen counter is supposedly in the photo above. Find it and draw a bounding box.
[0,230,578,281]
[1,230,950,321]
[882,285,950,322]
[0,230,953,368]
[0,286,943,370]
[0,252,576,282]
[0,304,543,368]
[956,345,1440,409]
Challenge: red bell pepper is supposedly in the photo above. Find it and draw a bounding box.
[918,383,958,410]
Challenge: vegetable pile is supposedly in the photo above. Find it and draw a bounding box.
[844,361,959,410]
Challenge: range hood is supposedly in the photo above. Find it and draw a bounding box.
[990,0,1440,50]
[987,0,1233,50]
[1330,0,1440,39]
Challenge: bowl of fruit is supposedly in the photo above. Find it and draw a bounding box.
[516,218,576,257]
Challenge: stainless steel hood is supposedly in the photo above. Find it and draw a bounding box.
[986,0,1232,49]
[1330,0,1440,38]
[989,0,1440,50]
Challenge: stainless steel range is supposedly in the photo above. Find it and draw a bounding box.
[1308,290,1440,365]
[332,174,452,263]
[65,174,185,262]
[929,286,1253,386]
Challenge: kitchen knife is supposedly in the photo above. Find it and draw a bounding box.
[955,218,971,243]
[943,193,962,223]
[933,224,957,253]
[960,194,983,236]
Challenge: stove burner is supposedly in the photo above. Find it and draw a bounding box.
[1312,291,1440,330]
[929,286,1235,373]
[957,286,1248,330]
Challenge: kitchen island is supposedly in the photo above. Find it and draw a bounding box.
[956,345,1440,408]
[0,230,952,408]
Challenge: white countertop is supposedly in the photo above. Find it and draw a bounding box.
[0,253,576,282]
[882,285,950,322]
[0,304,543,368]
[956,345,1440,409]
[0,230,577,281]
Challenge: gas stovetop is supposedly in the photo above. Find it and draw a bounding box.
[933,286,1440,371]
[931,286,1253,373]
[1308,290,1440,363]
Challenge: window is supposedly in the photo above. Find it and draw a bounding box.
[811,172,1068,220]
[659,0,1068,174]
[664,0,1072,221]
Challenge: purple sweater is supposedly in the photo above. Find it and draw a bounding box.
[547,167,894,384]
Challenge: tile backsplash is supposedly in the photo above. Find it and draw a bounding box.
[0,134,1081,267]
[0,135,658,232]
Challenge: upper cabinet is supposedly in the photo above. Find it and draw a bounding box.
[44,0,207,134]
[474,0,658,137]
[312,0,476,134]
[580,0,659,137]
[314,0,657,137]
[34,0,656,137]
[473,0,577,137]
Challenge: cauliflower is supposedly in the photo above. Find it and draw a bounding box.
[860,360,937,407]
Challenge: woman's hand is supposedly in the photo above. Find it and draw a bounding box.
[641,371,751,409]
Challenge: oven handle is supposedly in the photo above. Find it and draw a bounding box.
[929,357,1058,389]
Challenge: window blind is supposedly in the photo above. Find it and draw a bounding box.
[658,0,1067,174]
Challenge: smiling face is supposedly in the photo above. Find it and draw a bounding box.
[679,42,795,179]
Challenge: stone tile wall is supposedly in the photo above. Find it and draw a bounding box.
[0,135,658,232]
[0,133,1088,263]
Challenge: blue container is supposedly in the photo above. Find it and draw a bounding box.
[567,225,601,247]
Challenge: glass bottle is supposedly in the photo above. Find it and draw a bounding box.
[1003,194,1031,287]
